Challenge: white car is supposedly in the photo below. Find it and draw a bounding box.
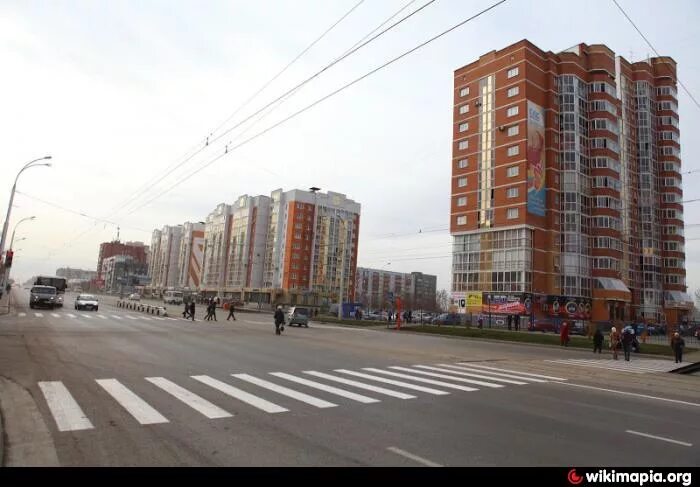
[75,294,99,311]
[128,293,141,301]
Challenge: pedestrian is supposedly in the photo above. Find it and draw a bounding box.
[560,321,570,347]
[205,301,213,321]
[593,327,604,354]
[189,301,196,321]
[274,305,285,335]
[408,310,413,323]
[609,326,621,360]
[477,314,483,329]
[507,314,512,331]
[227,302,236,321]
[182,302,190,319]
[670,332,685,364]
[622,327,634,362]
[210,300,217,321]
[514,314,520,331]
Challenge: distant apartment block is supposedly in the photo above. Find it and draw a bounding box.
[177,222,205,289]
[97,241,147,280]
[355,267,437,310]
[148,225,183,290]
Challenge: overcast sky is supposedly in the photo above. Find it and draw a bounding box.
[2,0,699,293]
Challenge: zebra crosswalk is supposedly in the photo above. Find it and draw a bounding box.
[544,358,684,374]
[36,363,567,432]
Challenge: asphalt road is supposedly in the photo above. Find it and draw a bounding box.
[0,287,698,467]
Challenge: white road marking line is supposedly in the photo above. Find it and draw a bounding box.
[191,375,288,413]
[626,430,693,447]
[561,359,677,373]
[270,372,380,404]
[390,366,504,388]
[140,316,152,321]
[545,360,647,374]
[363,368,478,392]
[553,382,700,408]
[126,316,140,320]
[97,315,108,320]
[67,313,77,318]
[18,312,26,317]
[461,363,568,381]
[386,447,443,467]
[37,381,94,432]
[80,314,93,319]
[436,364,548,383]
[233,374,337,409]
[110,315,123,320]
[303,371,416,399]
[145,377,232,419]
[51,313,61,318]
[414,365,528,385]
[153,317,166,321]
[335,369,449,395]
[96,379,169,425]
[34,313,44,317]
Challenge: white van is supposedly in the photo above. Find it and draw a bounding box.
[163,290,183,305]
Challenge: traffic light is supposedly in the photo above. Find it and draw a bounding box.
[4,250,13,268]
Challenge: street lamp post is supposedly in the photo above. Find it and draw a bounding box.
[1,157,51,259]
[9,216,36,250]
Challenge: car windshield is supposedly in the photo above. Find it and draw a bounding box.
[31,286,56,294]
[294,308,309,315]
[79,295,97,300]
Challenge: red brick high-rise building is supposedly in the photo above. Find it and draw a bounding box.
[97,241,147,280]
[450,40,690,329]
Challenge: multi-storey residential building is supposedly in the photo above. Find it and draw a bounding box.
[148,225,183,290]
[201,203,233,294]
[97,241,147,280]
[355,267,437,310]
[176,222,205,290]
[101,255,147,293]
[451,39,690,328]
[224,195,271,291]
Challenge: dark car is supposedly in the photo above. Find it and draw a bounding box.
[30,285,58,309]
[432,313,463,326]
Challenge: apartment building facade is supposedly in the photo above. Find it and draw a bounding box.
[355,267,437,310]
[451,39,690,327]
[97,241,147,280]
[176,222,205,290]
[148,225,183,290]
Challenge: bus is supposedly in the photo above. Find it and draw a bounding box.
[34,276,67,307]
[163,290,183,305]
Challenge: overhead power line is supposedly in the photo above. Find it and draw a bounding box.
[122,0,508,217]
[611,0,700,110]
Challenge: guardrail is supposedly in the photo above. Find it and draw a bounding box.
[116,300,169,317]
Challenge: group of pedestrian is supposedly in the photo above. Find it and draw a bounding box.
[506,314,520,331]
[590,325,686,363]
[182,301,196,321]
[204,297,219,321]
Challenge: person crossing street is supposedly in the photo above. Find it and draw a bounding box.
[227,302,236,321]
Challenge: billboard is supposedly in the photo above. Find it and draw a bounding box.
[452,292,483,314]
[526,101,546,216]
[542,295,592,320]
[482,293,532,315]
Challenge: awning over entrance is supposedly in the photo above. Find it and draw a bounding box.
[594,278,630,293]
[664,291,693,309]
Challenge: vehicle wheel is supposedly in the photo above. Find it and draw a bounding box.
[30,304,34,309]
[95,307,98,311]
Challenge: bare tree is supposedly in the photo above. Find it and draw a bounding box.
[436,289,450,312]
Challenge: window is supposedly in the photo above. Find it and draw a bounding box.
[507,187,519,198]
[457,215,467,225]
[507,208,519,219]
[460,87,469,97]
[459,104,469,114]
[507,86,519,97]
[457,196,467,206]
[294,232,302,239]
[458,140,468,150]
[458,159,468,169]
[507,67,519,78]
[507,145,519,157]
[507,125,519,136]
[507,165,519,177]
[507,106,519,117]
[458,177,467,187]
[294,222,302,229]
[296,203,304,209]
[459,122,469,132]
[292,243,301,250]
[290,273,298,280]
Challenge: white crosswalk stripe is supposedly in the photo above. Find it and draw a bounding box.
[97,315,108,320]
[34,313,43,317]
[154,317,166,321]
[414,365,529,385]
[389,366,504,388]
[96,379,169,425]
[435,364,548,383]
[81,314,93,319]
[461,363,568,381]
[335,369,450,395]
[303,371,416,399]
[191,375,288,413]
[140,316,152,321]
[110,315,123,320]
[66,313,77,318]
[233,374,337,409]
[51,313,61,318]
[545,358,681,374]
[270,372,380,404]
[38,381,94,432]
[126,316,140,320]
[145,377,232,419]
[18,312,26,317]
[363,368,478,392]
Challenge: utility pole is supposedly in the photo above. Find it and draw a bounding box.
[337,217,346,320]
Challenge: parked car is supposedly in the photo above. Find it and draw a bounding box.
[287,306,310,327]
[30,285,58,309]
[128,293,141,301]
[75,294,99,311]
[431,313,463,326]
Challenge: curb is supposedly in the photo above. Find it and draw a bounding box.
[116,300,168,317]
